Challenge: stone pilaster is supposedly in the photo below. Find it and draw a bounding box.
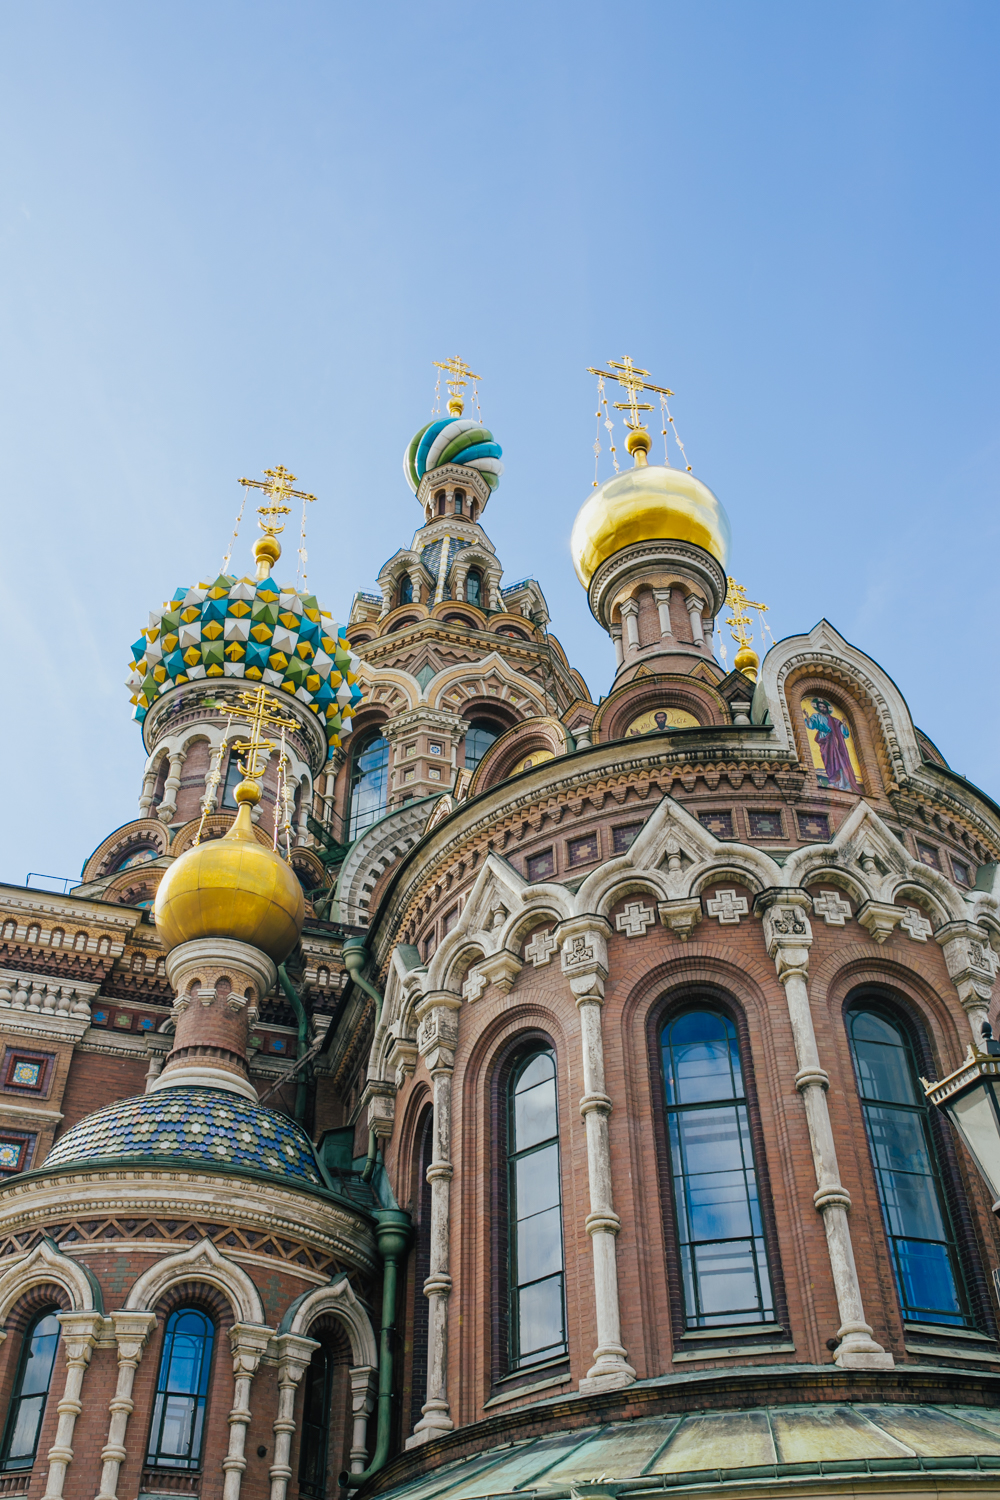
[223,1323,272,1500]
[41,1311,102,1500]
[558,916,635,1393]
[94,1312,157,1500]
[757,889,893,1369]
[268,1333,320,1500]
[935,921,1000,1040]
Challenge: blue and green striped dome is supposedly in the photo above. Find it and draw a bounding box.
[125,574,363,757]
[403,418,503,493]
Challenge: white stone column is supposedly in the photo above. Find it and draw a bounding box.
[156,750,186,824]
[94,1312,157,1500]
[268,1332,319,1500]
[409,991,461,1445]
[935,921,1000,1041]
[611,624,624,669]
[685,593,705,647]
[224,1324,272,1500]
[41,1311,102,1500]
[349,1365,377,1472]
[138,767,158,816]
[653,588,673,638]
[758,891,893,1369]
[620,600,640,656]
[559,916,635,1393]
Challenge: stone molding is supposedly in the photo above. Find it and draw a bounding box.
[588,538,727,632]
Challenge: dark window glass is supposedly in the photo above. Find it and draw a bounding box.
[436,492,445,516]
[147,1309,214,1469]
[464,720,498,773]
[796,811,830,841]
[662,1010,775,1328]
[848,1008,969,1326]
[1,1311,60,1470]
[221,748,244,810]
[298,1345,332,1498]
[698,811,734,839]
[454,491,464,515]
[348,734,390,841]
[508,1051,566,1368]
[400,575,414,606]
[466,570,482,608]
[525,849,555,882]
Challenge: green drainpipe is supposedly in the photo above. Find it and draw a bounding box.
[341,1208,412,1488]
[276,963,310,1126]
[342,939,385,1184]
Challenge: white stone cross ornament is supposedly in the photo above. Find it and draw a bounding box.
[813,890,853,926]
[524,929,558,967]
[462,968,488,1002]
[616,901,656,938]
[898,907,933,943]
[706,889,749,925]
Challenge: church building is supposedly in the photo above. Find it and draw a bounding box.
[1,356,1000,1500]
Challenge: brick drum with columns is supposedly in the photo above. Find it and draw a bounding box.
[2,373,1000,1499]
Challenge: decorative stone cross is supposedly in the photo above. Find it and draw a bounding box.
[705,889,749,925]
[524,928,558,967]
[813,890,853,927]
[616,902,656,938]
[898,907,934,943]
[462,968,488,1002]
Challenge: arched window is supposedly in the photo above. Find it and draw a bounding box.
[146,1309,214,1469]
[464,719,499,773]
[436,491,445,516]
[454,490,464,515]
[298,1345,332,1498]
[848,1006,969,1327]
[507,1050,566,1369]
[348,733,390,841]
[399,574,414,606]
[465,569,482,608]
[1,1310,61,1471]
[661,1009,775,1328]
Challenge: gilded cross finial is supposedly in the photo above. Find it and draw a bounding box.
[725,577,768,683]
[236,466,317,579]
[227,684,299,786]
[587,355,674,431]
[433,355,482,417]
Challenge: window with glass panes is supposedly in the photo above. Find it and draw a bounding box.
[348,733,390,841]
[298,1345,332,1498]
[0,1311,60,1470]
[464,720,498,774]
[507,1050,567,1368]
[146,1309,214,1469]
[661,1009,775,1328]
[848,1006,970,1327]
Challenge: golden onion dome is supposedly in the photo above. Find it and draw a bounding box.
[571,454,731,588]
[154,782,305,964]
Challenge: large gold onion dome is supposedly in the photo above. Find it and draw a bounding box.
[154,781,305,964]
[570,450,731,588]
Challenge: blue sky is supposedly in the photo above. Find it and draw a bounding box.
[2,2,998,884]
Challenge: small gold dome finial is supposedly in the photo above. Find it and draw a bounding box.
[447,394,465,417]
[253,534,281,580]
[571,466,731,588]
[626,428,651,466]
[734,644,760,682]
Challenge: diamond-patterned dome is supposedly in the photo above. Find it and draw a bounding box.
[44,1087,325,1187]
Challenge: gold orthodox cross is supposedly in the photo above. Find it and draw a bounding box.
[237,465,317,539]
[227,685,299,782]
[587,355,674,430]
[433,355,481,416]
[725,577,768,651]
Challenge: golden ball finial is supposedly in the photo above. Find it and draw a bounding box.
[447,395,465,417]
[734,645,760,682]
[154,791,305,964]
[625,428,652,464]
[254,534,281,580]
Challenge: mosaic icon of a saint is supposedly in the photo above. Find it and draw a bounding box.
[802,697,862,792]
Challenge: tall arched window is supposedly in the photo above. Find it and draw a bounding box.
[454,490,464,515]
[146,1309,214,1469]
[661,1009,775,1328]
[463,719,499,773]
[298,1344,332,1498]
[465,569,482,608]
[1,1310,60,1471]
[399,575,414,606]
[348,733,390,841]
[848,1006,970,1327]
[507,1050,566,1369]
[436,491,445,516]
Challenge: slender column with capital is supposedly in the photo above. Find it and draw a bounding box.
[653,587,673,638]
[223,1324,272,1500]
[349,1365,377,1472]
[758,891,893,1369]
[268,1333,320,1500]
[41,1312,102,1500]
[619,599,640,657]
[685,593,705,647]
[611,624,624,669]
[409,991,461,1445]
[935,921,1000,1041]
[138,767,158,816]
[94,1312,158,1500]
[559,917,635,1393]
[156,750,186,824]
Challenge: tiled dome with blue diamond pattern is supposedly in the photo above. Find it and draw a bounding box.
[44,1087,324,1187]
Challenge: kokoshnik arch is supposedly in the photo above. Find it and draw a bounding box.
[1,354,1000,1500]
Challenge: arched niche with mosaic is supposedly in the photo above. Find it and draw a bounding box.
[799,691,864,793]
[625,706,700,737]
